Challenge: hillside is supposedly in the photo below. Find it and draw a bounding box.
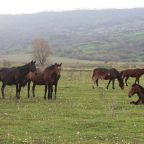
[0,8,144,62]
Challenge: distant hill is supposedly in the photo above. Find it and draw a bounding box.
[1,8,144,62]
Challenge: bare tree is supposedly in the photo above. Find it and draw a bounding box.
[32,38,50,66]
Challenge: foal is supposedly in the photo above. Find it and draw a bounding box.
[128,83,144,105]
[92,68,124,89]
[0,61,36,99]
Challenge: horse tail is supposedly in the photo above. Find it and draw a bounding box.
[92,69,96,89]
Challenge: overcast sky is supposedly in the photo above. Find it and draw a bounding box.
[0,0,144,14]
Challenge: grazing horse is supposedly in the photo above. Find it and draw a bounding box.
[0,61,36,99]
[121,68,144,86]
[27,63,62,100]
[128,83,144,105]
[92,68,124,89]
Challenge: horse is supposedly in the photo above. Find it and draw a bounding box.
[27,63,62,100]
[128,83,144,105]
[121,68,144,86]
[0,61,36,99]
[92,68,124,89]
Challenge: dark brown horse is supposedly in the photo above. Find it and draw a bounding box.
[121,68,144,86]
[92,68,124,89]
[0,61,36,99]
[128,83,144,105]
[27,63,62,100]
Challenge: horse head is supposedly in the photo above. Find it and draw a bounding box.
[128,84,140,97]
[28,60,37,72]
[54,63,62,78]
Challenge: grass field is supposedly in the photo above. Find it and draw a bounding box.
[0,70,144,144]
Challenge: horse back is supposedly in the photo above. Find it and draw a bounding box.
[92,68,110,80]
[27,71,45,85]
[0,67,17,82]
[122,69,144,77]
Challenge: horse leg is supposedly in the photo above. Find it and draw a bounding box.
[16,84,20,99]
[50,85,53,99]
[19,84,21,98]
[44,85,47,100]
[130,101,136,104]
[1,83,6,99]
[135,77,140,84]
[54,82,58,99]
[32,84,36,97]
[134,98,141,105]
[125,77,129,86]
[130,98,141,105]
[48,85,52,100]
[48,85,50,99]
[106,79,112,89]
[28,81,31,98]
[112,79,115,89]
[135,78,137,84]
[137,78,140,84]
[51,85,53,99]
[96,79,98,88]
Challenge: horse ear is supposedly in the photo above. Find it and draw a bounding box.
[31,60,36,64]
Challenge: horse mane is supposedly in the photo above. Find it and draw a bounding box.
[111,68,121,76]
[15,63,34,73]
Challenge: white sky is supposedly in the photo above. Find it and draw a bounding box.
[0,0,144,14]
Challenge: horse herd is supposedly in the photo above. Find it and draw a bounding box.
[0,61,144,105]
[92,68,144,105]
[0,61,62,100]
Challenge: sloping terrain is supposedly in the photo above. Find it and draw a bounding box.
[0,8,144,61]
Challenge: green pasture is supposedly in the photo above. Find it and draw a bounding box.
[0,70,144,144]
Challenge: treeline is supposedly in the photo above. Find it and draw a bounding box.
[0,9,144,61]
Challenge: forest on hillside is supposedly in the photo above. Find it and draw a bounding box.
[0,8,144,62]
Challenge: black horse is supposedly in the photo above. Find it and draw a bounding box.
[0,61,36,99]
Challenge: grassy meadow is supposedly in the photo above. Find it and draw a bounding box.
[0,69,144,144]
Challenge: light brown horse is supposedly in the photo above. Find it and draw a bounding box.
[128,83,144,105]
[121,68,144,86]
[27,63,62,100]
[92,68,124,89]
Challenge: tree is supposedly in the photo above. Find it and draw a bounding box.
[32,38,50,66]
